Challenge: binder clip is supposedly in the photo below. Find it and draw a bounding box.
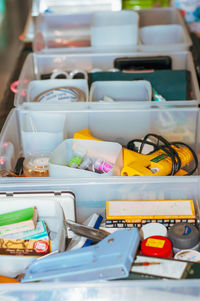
[21,228,140,283]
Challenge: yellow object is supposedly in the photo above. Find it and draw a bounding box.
[106,200,196,224]
[73,129,194,176]
[121,145,193,176]
[73,128,101,141]
[0,275,20,283]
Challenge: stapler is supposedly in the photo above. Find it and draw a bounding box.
[21,228,140,283]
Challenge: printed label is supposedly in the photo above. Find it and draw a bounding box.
[146,238,165,248]
[182,225,191,236]
[34,240,49,253]
[151,154,168,163]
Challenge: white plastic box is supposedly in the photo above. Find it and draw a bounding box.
[0,106,199,182]
[0,192,68,278]
[14,51,200,109]
[33,8,192,54]
[0,178,200,299]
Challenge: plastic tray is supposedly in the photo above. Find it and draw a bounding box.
[14,51,200,109]
[32,8,192,54]
[0,178,200,299]
[0,106,198,182]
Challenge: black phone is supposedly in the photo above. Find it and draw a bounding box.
[113,56,172,71]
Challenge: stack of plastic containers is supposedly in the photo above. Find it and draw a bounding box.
[1,1,200,299]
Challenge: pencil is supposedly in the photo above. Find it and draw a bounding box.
[133,262,161,266]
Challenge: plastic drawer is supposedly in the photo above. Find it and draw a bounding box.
[33,8,192,54]
[0,106,199,182]
[0,178,200,299]
[14,51,200,109]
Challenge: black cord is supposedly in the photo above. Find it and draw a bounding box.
[172,142,198,175]
[126,134,198,176]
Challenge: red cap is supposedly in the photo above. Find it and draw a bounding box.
[141,235,173,258]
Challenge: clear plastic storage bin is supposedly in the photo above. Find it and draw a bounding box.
[32,0,122,16]
[0,106,199,182]
[0,178,200,299]
[14,51,200,109]
[33,8,192,53]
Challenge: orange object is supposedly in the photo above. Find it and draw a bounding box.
[0,275,20,283]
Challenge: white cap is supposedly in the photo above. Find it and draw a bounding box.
[140,223,167,240]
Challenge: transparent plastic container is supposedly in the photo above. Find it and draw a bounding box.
[32,0,122,16]
[49,138,122,178]
[0,106,199,182]
[14,51,200,109]
[0,178,200,298]
[0,194,66,277]
[33,8,192,53]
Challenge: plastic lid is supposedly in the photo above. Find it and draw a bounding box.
[141,235,173,258]
[140,223,167,240]
[168,223,200,250]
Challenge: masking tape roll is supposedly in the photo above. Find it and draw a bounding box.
[33,87,86,103]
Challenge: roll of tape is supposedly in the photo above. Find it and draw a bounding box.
[34,87,86,103]
[140,223,167,240]
[175,249,200,262]
[23,154,49,177]
[50,70,69,79]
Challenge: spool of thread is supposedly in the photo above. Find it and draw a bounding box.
[23,154,49,177]
[175,249,200,262]
[141,235,173,258]
[34,87,86,103]
[140,223,167,240]
[168,223,200,254]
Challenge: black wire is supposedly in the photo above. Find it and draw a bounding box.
[172,142,198,175]
[143,133,182,173]
[127,139,157,153]
[126,134,198,176]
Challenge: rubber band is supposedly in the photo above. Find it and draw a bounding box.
[10,80,26,96]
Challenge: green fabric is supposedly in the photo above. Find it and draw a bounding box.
[89,70,191,101]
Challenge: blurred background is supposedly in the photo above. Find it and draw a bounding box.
[0,0,32,128]
[0,0,199,130]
